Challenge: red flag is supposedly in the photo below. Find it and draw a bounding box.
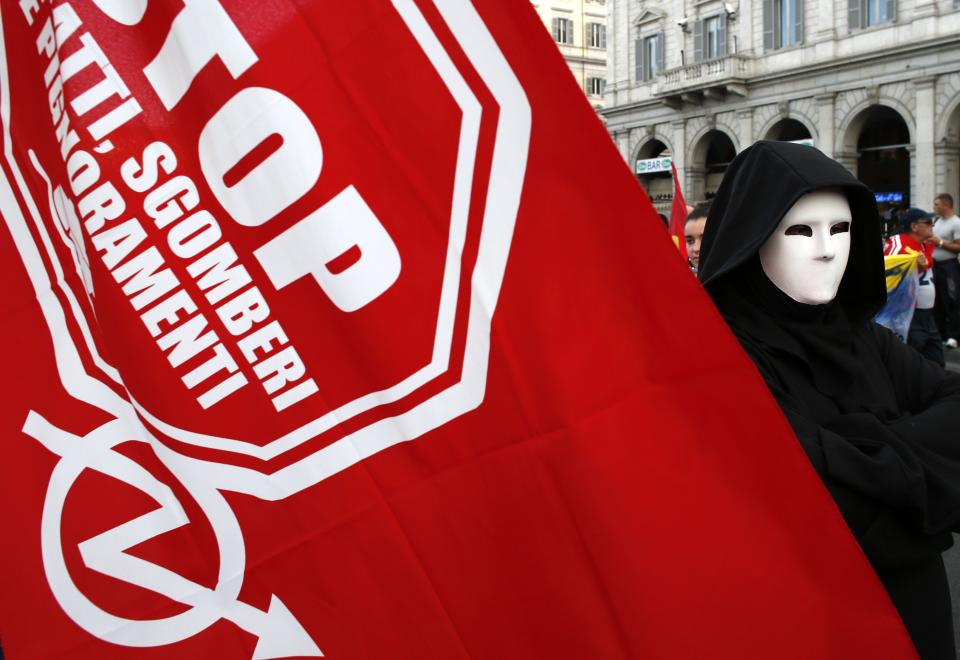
[0,1,916,658]
[670,160,690,260]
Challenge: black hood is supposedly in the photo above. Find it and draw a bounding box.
[697,140,886,323]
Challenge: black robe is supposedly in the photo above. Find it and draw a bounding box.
[698,140,960,660]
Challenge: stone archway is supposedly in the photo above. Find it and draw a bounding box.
[763,117,814,144]
[840,105,912,206]
[938,98,960,208]
[839,98,915,156]
[689,129,737,202]
[633,138,674,212]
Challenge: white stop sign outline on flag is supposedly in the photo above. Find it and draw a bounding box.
[0,1,531,657]
[5,0,531,498]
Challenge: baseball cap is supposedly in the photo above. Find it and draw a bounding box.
[899,207,935,230]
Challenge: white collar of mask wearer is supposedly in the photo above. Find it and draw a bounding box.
[759,189,853,305]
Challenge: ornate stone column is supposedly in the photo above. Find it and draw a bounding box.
[686,166,707,203]
[913,76,937,208]
[936,143,960,208]
[834,151,858,176]
[736,108,753,152]
[816,0,836,40]
[913,0,939,19]
[615,130,631,164]
[814,92,836,158]
[671,118,687,193]
[609,0,630,105]
[737,0,754,54]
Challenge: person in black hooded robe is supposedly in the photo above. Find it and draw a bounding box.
[698,141,960,660]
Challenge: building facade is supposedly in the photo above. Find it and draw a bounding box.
[603,0,960,213]
[532,0,609,109]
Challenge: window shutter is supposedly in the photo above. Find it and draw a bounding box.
[763,0,775,50]
[718,15,728,56]
[635,38,644,81]
[886,0,896,20]
[794,0,804,43]
[601,25,607,49]
[551,17,559,41]
[693,20,703,62]
[848,0,861,30]
[657,32,665,75]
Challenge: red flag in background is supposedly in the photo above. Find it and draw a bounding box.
[0,1,916,659]
[670,160,690,260]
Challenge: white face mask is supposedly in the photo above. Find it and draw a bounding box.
[759,190,853,305]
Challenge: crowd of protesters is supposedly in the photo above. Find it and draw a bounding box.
[879,194,960,366]
[884,207,944,365]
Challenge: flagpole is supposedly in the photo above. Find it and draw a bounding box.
[668,161,689,261]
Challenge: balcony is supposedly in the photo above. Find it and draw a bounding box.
[653,54,752,107]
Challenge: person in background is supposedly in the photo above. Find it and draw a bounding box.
[882,202,907,239]
[684,202,711,273]
[931,193,960,349]
[885,208,944,367]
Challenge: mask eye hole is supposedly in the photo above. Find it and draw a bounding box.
[830,221,851,235]
[785,224,813,237]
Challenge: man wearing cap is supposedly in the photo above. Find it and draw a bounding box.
[885,208,944,366]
